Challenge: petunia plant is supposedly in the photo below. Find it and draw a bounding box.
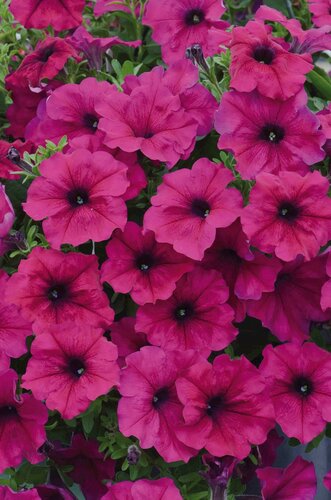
[0,0,331,499]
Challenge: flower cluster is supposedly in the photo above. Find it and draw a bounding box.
[0,0,331,498]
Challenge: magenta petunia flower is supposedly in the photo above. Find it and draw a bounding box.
[321,253,331,311]
[49,434,115,500]
[308,0,331,27]
[26,78,115,149]
[246,254,331,343]
[260,342,331,443]
[101,222,193,305]
[0,369,47,473]
[324,469,331,492]
[229,20,312,99]
[5,247,114,332]
[143,0,229,64]
[0,184,15,256]
[109,317,149,368]
[0,271,32,361]
[22,324,119,419]
[9,0,85,31]
[117,346,200,462]
[0,487,40,499]
[202,219,282,322]
[0,139,34,180]
[144,158,243,260]
[136,267,237,354]
[23,149,128,249]
[102,478,183,500]
[257,456,317,500]
[123,60,218,136]
[175,354,275,459]
[215,90,325,179]
[6,38,79,88]
[96,72,198,167]
[241,171,331,262]
[36,486,73,499]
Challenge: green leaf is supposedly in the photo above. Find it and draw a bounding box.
[307,69,331,100]
[305,430,324,453]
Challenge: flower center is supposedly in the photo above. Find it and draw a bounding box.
[0,405,18,421]
[253,45,275,64]
[174,302,194,322]
[67,189,89,207]
[39,46,54,62]
[47,284,67,302]
[259,124,285,143]
[293,377,312,397]
[185,8,205,25]
[152,387,169,408]
[135,253,154,272]
[206,396,224,418]
[191,199,210,218]
[278,202,300,222]
[68,358,86,378]
[83,113,99,131]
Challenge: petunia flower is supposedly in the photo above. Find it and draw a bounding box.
[109,317,149,368]
[324,469,331,492]
[25,78,116,149]
[246,254,331,343]
[101,478,183,500]
[9,0,85,31]
[143,0,229,64]
[94,0,132,16]
[241,171,331,262]
[101,222,193,305]
[0,184,15,256]
[308,0,331,27]
[215,90,325,179]
[202,219,281,322]
[23,149,128,249]
[5,247,115,333]
[257,456,317,500]
[144,158,243,260]
[0,369,48,473]
[49,434,115,500]
[22,324,119,419]
[175,354,275,459]
[96,72,198,168]
[0,139,34,179]
[229,20,312,100]
[117,346,200,462]
[136,267,237,354]
[321,253,331,311]
[260,342,331,443]
[6,38,80,88]
[0,487,41,499]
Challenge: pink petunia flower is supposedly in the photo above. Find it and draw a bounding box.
[0,140,34,180]
[257,456,317,500]
[0,184,15,256]
[308,0,331,27]
[25,78,116,149]
[143,0,229,64]
[49,434,115,500]
[123,60,218,136]
[9,0,85,31]
[0,369,47,473]
[101,222,193,305]
[321,253,331,311]
[5,247,115,332]
[0,271,32,362]
[324,469,331,492]
[96,72,198,168]
[117,346,200,462]
[215,90,325,179]
[6,38,80,88]
[144,158,243,260]
[136,267,237,354]
[241,171,331,262]
[23,149,128,249]
[109,317,149,368]
[22,324,119,419]
[101,478,183,500]
[69,26,141,71]
[260,342,331,443]
[0,487,40,499]
[202,219,281,322]
[246,254,331,343]
[175,354,275,459]
[229,20,312,99]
